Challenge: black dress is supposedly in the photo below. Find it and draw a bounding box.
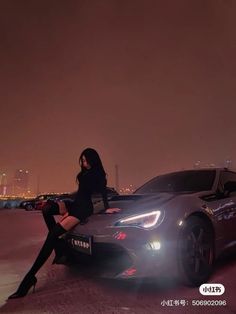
[64,168,109,221]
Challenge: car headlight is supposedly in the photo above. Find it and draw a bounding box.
[114,210,162,229]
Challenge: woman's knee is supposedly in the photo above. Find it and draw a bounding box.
[42,201,60,216]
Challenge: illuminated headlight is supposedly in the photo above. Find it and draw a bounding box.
[114,210,162,229]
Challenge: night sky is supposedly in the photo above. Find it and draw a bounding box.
[1,0,236,194]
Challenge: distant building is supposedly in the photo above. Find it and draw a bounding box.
[0,173,7,195]
[13,169,29,196]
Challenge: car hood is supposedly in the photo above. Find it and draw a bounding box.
[69,193,177,235]
[105,193,176,212]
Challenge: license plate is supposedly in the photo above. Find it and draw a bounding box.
[70,234,93,255]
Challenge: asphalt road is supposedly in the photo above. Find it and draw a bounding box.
[0,209,236,314]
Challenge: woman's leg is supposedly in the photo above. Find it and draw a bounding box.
[28,216,79,274]
[42,200,69,261]
[42,200,67,231]
[8,216,79,299]
[59,215,80,230]
[42,201,59,231]
[52,213,75,264]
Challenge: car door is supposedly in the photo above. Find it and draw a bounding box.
[214,170,236,244]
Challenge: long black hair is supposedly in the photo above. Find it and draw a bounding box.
[76,148,106,183]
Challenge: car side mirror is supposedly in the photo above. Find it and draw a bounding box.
[224,181,236,194]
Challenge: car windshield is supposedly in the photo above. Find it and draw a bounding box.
[134,170,216,194]
[36,194,56,200]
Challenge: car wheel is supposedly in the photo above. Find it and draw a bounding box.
[178,216,214,287]
[25,204,33,211]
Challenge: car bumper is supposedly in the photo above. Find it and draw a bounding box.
[64,226,178,279]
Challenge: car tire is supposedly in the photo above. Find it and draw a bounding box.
[178,216,214,287]
[25,204,33,211]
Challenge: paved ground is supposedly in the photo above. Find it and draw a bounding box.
[0,209,236,314]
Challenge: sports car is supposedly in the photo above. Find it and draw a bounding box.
[63,168,236,286]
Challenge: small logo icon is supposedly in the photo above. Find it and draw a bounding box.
[199,283,225,296]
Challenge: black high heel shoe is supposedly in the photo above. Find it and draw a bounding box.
[8,274,37,299]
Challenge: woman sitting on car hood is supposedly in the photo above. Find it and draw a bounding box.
[8,147,120,299]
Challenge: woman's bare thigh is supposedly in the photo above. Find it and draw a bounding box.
[59,215,80,231]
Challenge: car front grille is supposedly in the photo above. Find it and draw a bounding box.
[65,236,133,277]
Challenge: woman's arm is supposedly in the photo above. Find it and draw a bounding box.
[96,174,121,213]
[100,184,109,210]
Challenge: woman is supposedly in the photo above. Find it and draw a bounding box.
[9,148,119,299]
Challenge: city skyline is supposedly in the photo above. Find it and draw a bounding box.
[0,169,30,196]
[0,157,233,196]
[0,169,137,197]
[1,1,236,193]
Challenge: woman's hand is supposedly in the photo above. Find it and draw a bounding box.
[105,208,121,214]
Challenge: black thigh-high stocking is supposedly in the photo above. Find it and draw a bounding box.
[42,201,60,231]
[8,223,67,299]
[42,201,67,263]
[27,223,66,276]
